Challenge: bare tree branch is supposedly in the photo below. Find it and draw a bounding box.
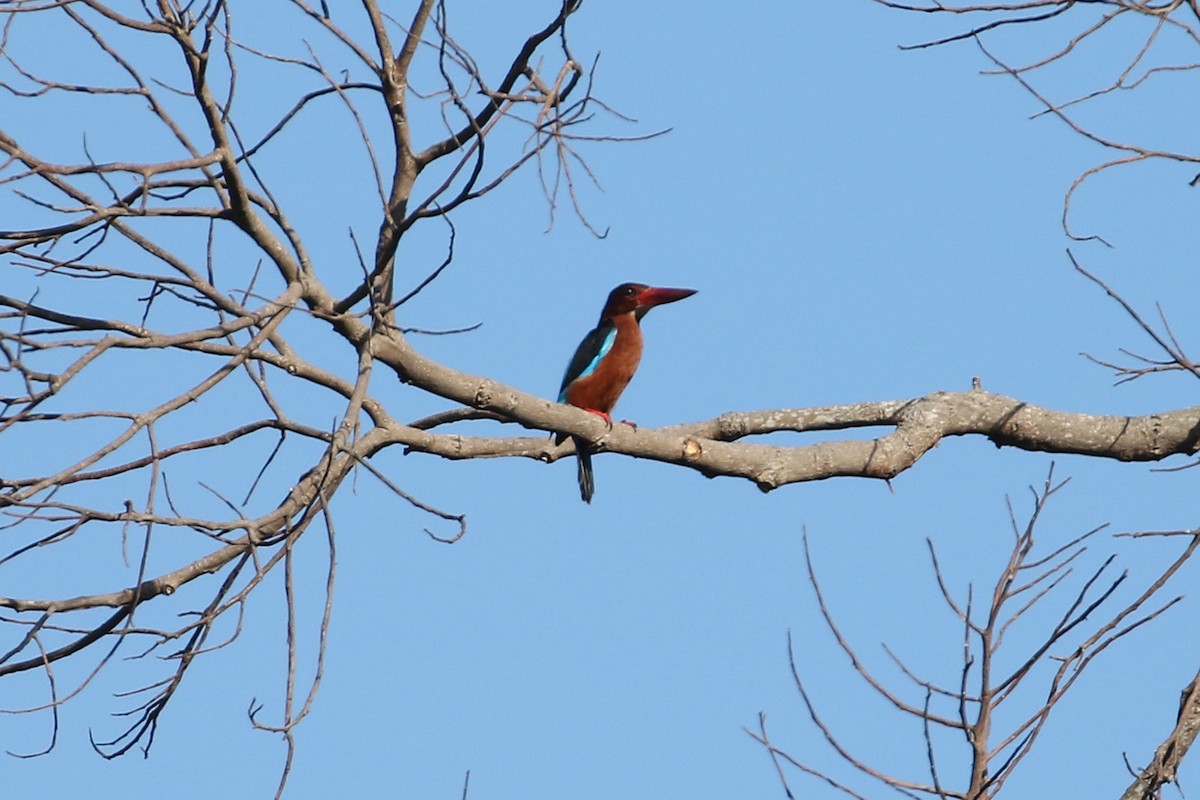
[759,469,1196,799]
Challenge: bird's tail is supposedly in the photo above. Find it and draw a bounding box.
[574,436,594,504]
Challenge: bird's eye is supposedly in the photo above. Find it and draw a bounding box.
[624,286,636,296]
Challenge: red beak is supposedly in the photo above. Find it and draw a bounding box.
[636,286,697,309]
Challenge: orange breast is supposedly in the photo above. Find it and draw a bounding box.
[563,313,643,414]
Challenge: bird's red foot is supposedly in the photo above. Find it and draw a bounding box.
[582,408,613,428]
[618,419,638,430]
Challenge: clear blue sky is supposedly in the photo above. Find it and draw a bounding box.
[3,2,1200,798]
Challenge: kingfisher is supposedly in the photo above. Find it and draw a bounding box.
[558,282,697,503]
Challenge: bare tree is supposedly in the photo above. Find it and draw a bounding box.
[1,0,1199,797]
[873,0,1200,244]
[751,468,1198,799]
[746,2,1200,797]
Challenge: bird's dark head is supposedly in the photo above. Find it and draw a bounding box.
[600,282,697,322]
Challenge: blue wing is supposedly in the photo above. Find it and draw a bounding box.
[558,323,616,402]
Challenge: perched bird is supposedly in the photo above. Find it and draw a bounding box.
[558,282,697,503]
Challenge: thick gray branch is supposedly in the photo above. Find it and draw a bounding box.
[373,330,1200,491]
[1120,670,1200,800]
